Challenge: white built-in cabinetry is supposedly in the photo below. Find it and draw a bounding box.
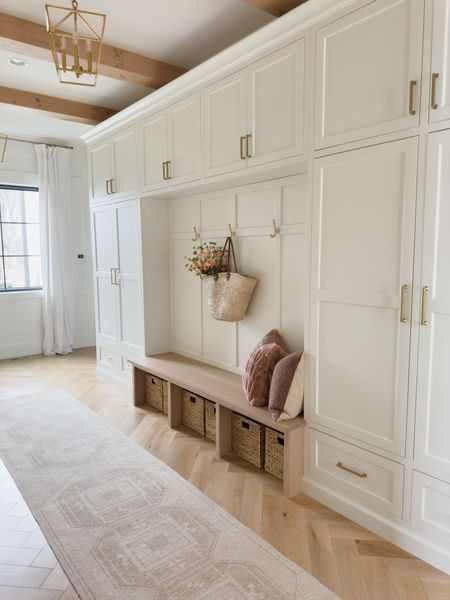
[140,92,202,191]
[84,0,450,574]
[90,194,170,382]
[89,127,137,200]
[314,0,424,148]
[90,198,144,378]
[304,0,450,575]
[414,130,450,479]
[429,0,450,123]
[309,138,418,457]
[204,39,305,176]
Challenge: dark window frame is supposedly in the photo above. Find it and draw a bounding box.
[0,184,42,293]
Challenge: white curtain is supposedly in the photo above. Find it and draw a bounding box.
[35,145,75,356]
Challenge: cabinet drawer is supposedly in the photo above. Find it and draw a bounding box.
[99,347,117,368]
[308,429,404,517]
[411,471,450,547]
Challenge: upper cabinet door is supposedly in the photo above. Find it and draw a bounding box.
[314,0,424,149]
[415,130,450,478]
[204,71,248,177]
[90,141,111,200]
[168,93,202,185]
[141,111,169,192]
[111,127,137,197]
[248,39,305,166]
[429,0,450,123]
[309,138,418,455]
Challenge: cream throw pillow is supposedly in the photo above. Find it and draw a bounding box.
[277,353,305,421]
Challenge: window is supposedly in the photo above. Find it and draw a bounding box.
[0,185,41,292]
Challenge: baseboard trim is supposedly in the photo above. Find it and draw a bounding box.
[0,342,42,360]
[302,476,450,575]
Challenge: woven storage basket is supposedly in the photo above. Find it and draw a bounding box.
[205,400,216,442]
[203,236,257,322]
[265,428,284,479]
[182,390,205,436]
[204,273,257,322]
[145,374,163,411]
[162,380,169,415]
[231,412,265,468]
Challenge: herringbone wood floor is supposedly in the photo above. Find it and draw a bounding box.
[0,348,449,600]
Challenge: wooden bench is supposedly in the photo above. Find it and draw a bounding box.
[131,352,305,498]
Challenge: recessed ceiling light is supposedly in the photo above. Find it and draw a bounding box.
[8,58,28,68]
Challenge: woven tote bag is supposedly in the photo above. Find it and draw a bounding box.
[203,236,257,322]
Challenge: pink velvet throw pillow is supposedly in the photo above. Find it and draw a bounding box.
[254,329,288,352]
[242,342,287,407]
[269,351,303,420]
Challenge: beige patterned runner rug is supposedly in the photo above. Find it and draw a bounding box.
[0,390,339,600]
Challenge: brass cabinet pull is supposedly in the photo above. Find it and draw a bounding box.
[421,285,430,326]
[431,73,439,110]
[336,462,367,479]
[245,133,252,158]
[270,219,279,238]
[191,226,199,242]
[110,267,115,284]
[106,179,111,195]
[166,160,172,180]
[409,80,417,115]
[400,284,409,323]
[110,178,115,194]
[162,161,167,180]
[240,136,246,160]
[115,268,120,285]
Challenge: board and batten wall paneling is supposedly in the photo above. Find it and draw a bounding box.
[0,141,95,359]
[200,193,237,368]
[169,175,307,373]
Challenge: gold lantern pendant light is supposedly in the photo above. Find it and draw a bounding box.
[45,0,106,87]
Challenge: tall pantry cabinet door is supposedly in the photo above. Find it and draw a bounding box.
[110,127,137,196]
[247,39,305,166]
[89,141,111,200]
[314,0,424,149]
[415,131,450,478]
[309,139,418,455]
[91,204,118,343]
[429,0,450,123]
[203,71,248,177]
[168,93,202,185]
[115,199,143,352]
[141,111,169,192]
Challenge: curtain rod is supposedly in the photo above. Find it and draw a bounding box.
[5,136,74,150]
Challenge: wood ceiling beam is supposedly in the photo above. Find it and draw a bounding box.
[244,0,308,17]
[0,86,117,125]
[0,11,187,89]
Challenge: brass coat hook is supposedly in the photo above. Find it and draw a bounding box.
[192,226,199,242]
[270,219,280,238]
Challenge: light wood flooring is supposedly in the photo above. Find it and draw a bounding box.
[0,348,449,600]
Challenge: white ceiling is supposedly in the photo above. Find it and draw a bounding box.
[0,0,273,142]
[0,104,92,143]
